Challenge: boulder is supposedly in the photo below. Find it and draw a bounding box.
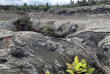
[52,21,78,38]
[0,20,16,31]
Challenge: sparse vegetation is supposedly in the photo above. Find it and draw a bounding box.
[0,1,109,74]
[0,0,110,12]
[18,13,32,31]
[74,13,79,16]
[14,9,32,31]
[44,56,95,74]
[0,20,4,22]
[66,56,95,74]
[42,26,53,36]
[45,71,51,74]
[0,3,51,12]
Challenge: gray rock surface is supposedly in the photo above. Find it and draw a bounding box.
[0,20,16,31]
[0,22,110,74]
[51,21,78,37]
[0,5,110,74]
[49,5,110,15]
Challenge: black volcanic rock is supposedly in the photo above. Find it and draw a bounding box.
[10,47,26,59]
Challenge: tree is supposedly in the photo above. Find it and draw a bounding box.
[102,0,108,4]
[24,3,27,6]
[70,0,74,6]
[46,3,49,7]
[44,3,50,12]
[19,13,32,31]
[76,0,88,6]
[88,0,96,5]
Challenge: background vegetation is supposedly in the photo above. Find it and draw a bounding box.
[0,0,110,12]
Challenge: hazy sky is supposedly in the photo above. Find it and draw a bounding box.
[0,0,78,5]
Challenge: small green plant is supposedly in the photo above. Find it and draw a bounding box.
[66,56,95,74]
[45,71,50,74]
[42,27,53,36]
[0,20,4,22]
[74,13,79,16]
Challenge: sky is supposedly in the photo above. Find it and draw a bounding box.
[0,0,78,5]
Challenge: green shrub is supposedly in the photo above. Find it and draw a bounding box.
[66,56,95,74]
[44,7,50,12]
[96,1,101,5]
[19,14,31,26]
[74,13,79,16]
[18,13,32,31]
[42,27,53,36]
[0,20,4,22]
[16,10,26,15]
[45,71,50,74]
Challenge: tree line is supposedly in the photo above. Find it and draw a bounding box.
[0,3,50,12]
[63,0,110,8]
[0,0,110,12]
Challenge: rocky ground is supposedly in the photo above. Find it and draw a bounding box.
[0,10,18,21]
[0,5,110,74]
